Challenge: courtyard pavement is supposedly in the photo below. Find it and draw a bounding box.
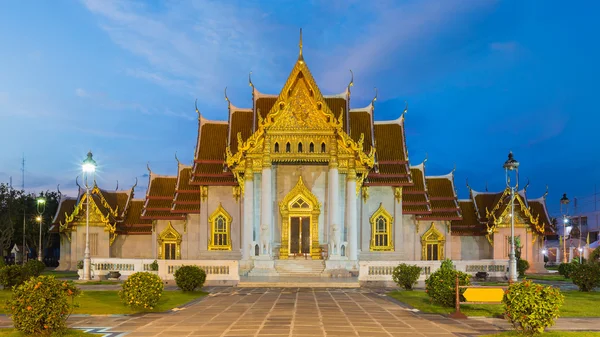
[1,287,599,336]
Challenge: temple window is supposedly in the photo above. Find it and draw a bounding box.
[321,142,326,153]
[309,142,315,153]
[298,142,303,153]
[421,223,445,261]
[286,142,291,153]
[370,203,393,251]
[274,142,279,153]
[158,222,182,260]
[209,204,232,250]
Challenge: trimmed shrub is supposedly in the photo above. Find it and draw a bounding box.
[503,280,564,336]
[0,265,27,289]
[517,259,530,278]
[174,265,206,291]
[392,263,422,290]
[119,272,163,309]
[24,260,46,277]
[558,262,578,278]
[425,259,470,307]
[149,260,159,271]
[570,263,600,292]
[5,276,80,336]
[77,260,83,269]
[590,247,600,263]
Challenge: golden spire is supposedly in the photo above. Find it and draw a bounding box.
[298,28,304,61]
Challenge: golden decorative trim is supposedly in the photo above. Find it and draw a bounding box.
[279,176,321,259]
[158,222,182,260]
[394,187,402,203]
[370,203,394,251]
[421,222,445,260]
[208,203,232,250]
[232,186,241,203]
[201,186,208,202]
[361,186,369,203]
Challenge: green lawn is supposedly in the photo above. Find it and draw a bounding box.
[0,329,97,336]
[41,270,79,279]
[482,332,600,337]
[0,290,206,315]
[388,290,600,318]
[524,274,569,282]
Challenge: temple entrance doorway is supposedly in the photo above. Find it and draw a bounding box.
[289,216,311,255]
[279,176,321,259]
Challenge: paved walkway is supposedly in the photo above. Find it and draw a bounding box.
[1,287,599,336]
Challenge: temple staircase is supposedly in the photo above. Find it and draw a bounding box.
[274,259,325,277]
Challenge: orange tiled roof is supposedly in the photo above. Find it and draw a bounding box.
[192,122,236,185]
[419,176,461,221]
[173,166,200,213]
[368,122,411,186]
[119,200,152,234]
[142,176,182,220]
[229,109,254,154]
[451,200,486,235]
[254,96,277,130]
[401,166,430,214]
[324,97,347,131]
[349,110,373,153]
[50,197,77,232]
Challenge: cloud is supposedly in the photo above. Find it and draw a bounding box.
[490,41,518,53]
[75,88,90,98]
[317,1,497,97]
[81,0,275,107]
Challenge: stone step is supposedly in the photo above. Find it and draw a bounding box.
[274,260,325,275]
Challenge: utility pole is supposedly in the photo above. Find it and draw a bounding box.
[21,154,26,265]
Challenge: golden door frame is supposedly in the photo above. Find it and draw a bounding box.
[279,176,321,260]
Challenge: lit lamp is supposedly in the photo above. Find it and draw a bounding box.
[560,193,570,263]
[35,197,46,262]
[503,151,519,283]
[82,151,97,281]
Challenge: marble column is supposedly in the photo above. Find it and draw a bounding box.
[328,163,340,257]
[394,187,403,257]
[346,170,358,260]
[242,169,254,260]
[260,166,272,256]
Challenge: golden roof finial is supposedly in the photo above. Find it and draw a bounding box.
[371,87,378,105]
[485,181,488,192]
[543,185,549,199]
[224,87,229,103]
[57,184,61,197]
[348,70,354,89]
[132,177,138,190]
[195,99,201,120]
[146,162,152,175]
[403,101,408,115]
[175,152,180,165]
[248,71,254,88]
[298,28,303,60]
[115,180,119,191]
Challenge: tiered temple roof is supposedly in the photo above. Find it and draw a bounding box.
[52,32,551,239]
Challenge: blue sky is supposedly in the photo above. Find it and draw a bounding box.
[1,0,598,216]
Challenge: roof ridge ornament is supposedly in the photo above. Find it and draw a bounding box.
[175,152,180,165]
[372,87,378,105]
[146,162,152,175]
[224,87,230,104]
[195,99,201,120]
[132,177,138,190]
[543,185,549,199]
[116,180,119,191]
[523,178,530,192]
[298,28,303,61]
[249,71,254,88]
[348,69,354,89]
[57,184,61,197]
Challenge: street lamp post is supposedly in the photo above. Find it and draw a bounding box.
[503,151,519,283]
[560,193,570,263]
[36,197,46,262]
[82,151,97,281]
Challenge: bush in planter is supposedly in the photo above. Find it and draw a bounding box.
[570,262,600,292]
[5,275,80,336]
[24,260,46,277]
[392,263,422,290]
[503,280,563,336]
[119,272,163,309]
[149,260,158,271]
[425,259,470,307]
[76,260,83,269]
[174,265,206,291]
[517,259,530,278]
[0,265,27,289]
